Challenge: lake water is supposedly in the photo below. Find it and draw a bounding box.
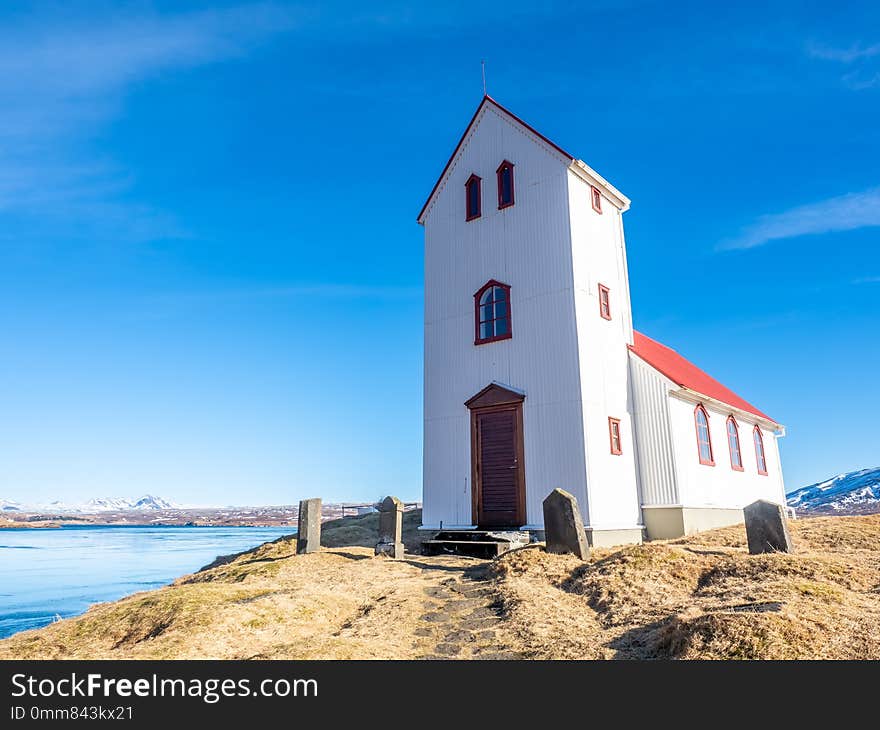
[0,525,296,640]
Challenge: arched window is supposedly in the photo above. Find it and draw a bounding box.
[465,174,481,221]
[726,416,743,471]
[497,160,515,209]
[754,426,768,475]
[694,404,714,466]
[474,280,511,345]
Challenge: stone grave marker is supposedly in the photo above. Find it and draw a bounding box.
[744,499,793,554]
[375,495,405,559]
[542,488,589,560]
[296,497,322,555]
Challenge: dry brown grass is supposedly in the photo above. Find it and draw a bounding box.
[2,512,879,660]
[490,514,880,659]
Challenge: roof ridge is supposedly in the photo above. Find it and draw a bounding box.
[631,329,776,424]
[416,96,574,224]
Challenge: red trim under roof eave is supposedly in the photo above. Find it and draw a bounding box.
[416,96,574,224]
[629,330,777,424]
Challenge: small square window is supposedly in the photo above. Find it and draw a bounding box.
[591,186,603,214]
[609,417,622,455]
[598,284,611,320]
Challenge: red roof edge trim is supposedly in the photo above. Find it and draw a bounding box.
[629,330,776,424]
[416,96,574,224]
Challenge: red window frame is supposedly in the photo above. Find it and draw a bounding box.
[753,426,768,476]
[496,160,515,210]
[474,280,512,345]
[591,185,603,214]
[465,174,482,221]
[598,283,611,320]
[726,416,744,471]
[608,417,622,455]
[694,404,715,466]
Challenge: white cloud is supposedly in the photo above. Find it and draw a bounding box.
[807,40,880,91]
[720,187,880,251]
[841,71,880,90]
[153,284,422,305]
[807,41,880,63]
[0,4,299,242]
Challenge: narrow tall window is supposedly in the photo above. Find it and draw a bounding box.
[496,160,515,209]
[598,284,611,320]
[727,416,743,471]
[609,417,622,455]
[694,404,714,465]
[591,185,602,213]
[465,174,481,221]
[474,280,512,345]
[754,426,768,475]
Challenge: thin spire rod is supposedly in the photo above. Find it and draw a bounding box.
[481,59,487,96]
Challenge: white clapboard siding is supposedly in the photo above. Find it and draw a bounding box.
[668,395,787,509]
[629,354,679,506]
[422,101,592,527]
[420,96,786,535]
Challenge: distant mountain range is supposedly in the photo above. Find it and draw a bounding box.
[0,495,178,513]
[787,467,880,515]
[3,471,879,518]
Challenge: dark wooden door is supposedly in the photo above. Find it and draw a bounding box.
[475,407,523,527]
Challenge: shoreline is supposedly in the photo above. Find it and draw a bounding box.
[2,512,879,659]
[0,521,297,532]
[0,522,301,641]
[0,502,393,530]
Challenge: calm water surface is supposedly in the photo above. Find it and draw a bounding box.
[0,525,295,639]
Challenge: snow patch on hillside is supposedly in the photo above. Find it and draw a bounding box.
[787,467,880,514]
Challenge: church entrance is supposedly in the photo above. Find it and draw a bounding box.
[466,384,526,528]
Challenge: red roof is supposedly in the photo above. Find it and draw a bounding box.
[629,331,775,423]
[417,96,574,224]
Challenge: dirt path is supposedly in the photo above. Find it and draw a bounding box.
[327,553,526,660]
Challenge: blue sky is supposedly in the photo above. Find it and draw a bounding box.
[0,0,877,506]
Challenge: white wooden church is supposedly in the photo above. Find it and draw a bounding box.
[418,96,788,545]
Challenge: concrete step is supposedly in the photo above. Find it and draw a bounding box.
[422,538,513,559]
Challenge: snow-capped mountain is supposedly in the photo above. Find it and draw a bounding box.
[1,495,179,513]
[787,467,880,515]
[81,495,177,512]
[129,495,176,510]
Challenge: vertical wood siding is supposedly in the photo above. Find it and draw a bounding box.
[629,355,679,505]
[568,170,642,529]
[422,105,590,528]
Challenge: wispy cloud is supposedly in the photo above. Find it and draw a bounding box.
[130,283,421,320]
[0,4,300,243]
[807,39,880,90]
[152,284,422,305]
[807,41,880,63]
[841,71,880,90]
[853,276,880,285]
[720,187,880,251]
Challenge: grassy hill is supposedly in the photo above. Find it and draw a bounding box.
[2,510,879,660]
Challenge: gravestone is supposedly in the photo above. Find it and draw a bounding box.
[296,498,322,555]
[375,495,405,559]
[542,488,589,560]
[744,499,793,554]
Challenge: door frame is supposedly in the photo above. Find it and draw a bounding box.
[465,383,526,528]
